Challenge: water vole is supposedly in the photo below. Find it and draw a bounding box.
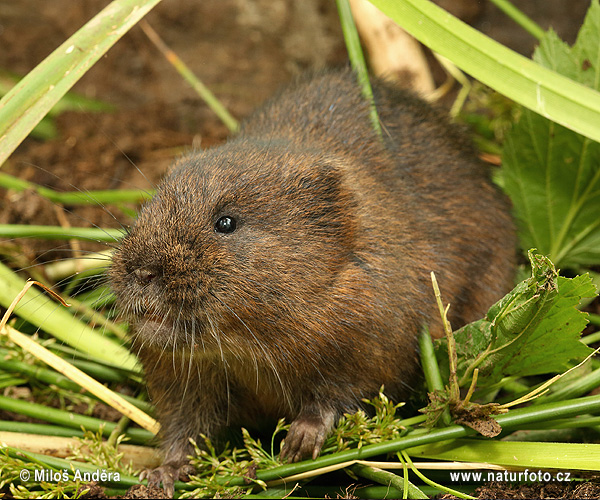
[109,69,515,492]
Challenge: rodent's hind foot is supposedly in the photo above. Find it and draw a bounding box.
[280,410,336,463]
[139,461,195,497]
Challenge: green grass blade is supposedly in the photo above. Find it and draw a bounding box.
[0,262,138,371]
[0,224,121,241]
[0,172,151,205]
[0,358,151,413]
[488,0,545,40]
[0,421,85,438]
[367,0,600,142]
[408,439,600,470]
[0,0,163,167]
[335,0,382,136]
[351,464,428,499]
[0,396,151,444]
[139,21,238,133]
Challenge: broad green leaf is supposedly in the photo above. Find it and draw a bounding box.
[0,0,162,167]
[367,0,600,143]
[436,252,596,388]
[502,3,600,268]
[488,273,595,379]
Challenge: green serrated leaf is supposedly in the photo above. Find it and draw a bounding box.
[489,274,594,379]
[435,252,596,389]
[488,251,558,344]
[502,2,600,268]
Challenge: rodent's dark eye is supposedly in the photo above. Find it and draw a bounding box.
[215,216,237,234]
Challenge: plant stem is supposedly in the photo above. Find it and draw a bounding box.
[0,223,121,242]
[335,0,382,137]
[401,451,476,499]
[0,358,152,414]
[108,415,131,447]
[226,394,600,486]
[431,272,459,402]
[139,20,238,133]
[419,328,443,394]
[0,420,85,437]
[527,414,600,430]
[350,463,427,499]
[0,375,27,388]
[0,172,151,205]
[398,414,427,427]
[43,250,112,282]
[536,367,600,403]
[487,0,545,40]
[45,344,141,379]
[0,395,153,444]
[585,313,600,330]
[419,328,451,425]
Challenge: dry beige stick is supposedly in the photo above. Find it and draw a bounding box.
[44,250,113,282]
[349,0,435,96]
[0,281,160,435]
[0,432,161,471]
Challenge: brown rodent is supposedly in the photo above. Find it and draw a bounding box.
[109,69,516,493]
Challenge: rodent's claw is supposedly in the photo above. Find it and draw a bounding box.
[139,461,194,497]
[280,413,332,462]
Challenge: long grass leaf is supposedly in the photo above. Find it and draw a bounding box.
[367,0,600,142]
[0,263,138,370]
[0,224,121,241]
[408,439,600,470]
[0,396,152,444]
[3,323,157,434]
[0,0,163,166]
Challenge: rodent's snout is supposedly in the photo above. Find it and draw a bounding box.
[109,226,217,330]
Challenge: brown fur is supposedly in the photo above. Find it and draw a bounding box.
[109,69,516,492]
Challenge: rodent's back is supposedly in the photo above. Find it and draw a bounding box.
[237,69,515,335]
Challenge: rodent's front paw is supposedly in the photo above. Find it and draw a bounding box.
[280,412,335,462]
[139,461,195,497]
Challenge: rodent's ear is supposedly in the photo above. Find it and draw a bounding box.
[287,161,357,237]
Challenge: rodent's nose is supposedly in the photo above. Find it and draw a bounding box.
[133,268,156,285]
